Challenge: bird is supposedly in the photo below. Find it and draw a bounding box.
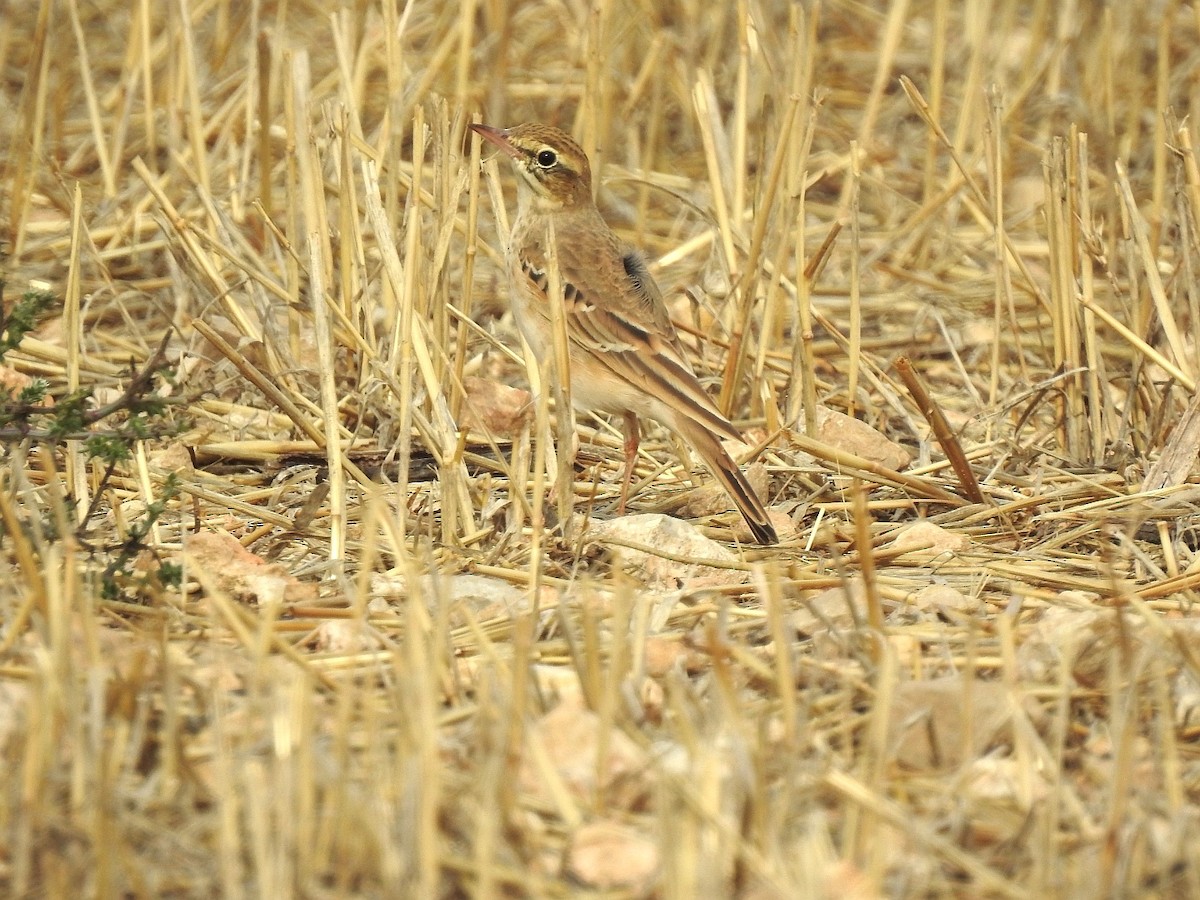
[470,122,777,545]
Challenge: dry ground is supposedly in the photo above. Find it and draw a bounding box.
[3,0,1200,897]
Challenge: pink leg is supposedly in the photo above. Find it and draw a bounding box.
[619,412,640,514]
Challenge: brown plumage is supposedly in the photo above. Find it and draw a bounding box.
[471,122,777,545]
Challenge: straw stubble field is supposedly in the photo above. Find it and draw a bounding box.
[3,0,1200,896]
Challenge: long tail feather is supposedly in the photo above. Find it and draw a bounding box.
[677,420,777,545]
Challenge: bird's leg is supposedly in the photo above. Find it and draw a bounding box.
[618,412,640,514]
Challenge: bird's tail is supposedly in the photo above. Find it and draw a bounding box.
[678,420,778,545]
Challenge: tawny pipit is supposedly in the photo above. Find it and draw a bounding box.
[471,122,777,545]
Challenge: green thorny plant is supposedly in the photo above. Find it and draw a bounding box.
[0,284,186,601]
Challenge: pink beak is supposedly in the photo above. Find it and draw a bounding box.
[470,123,522,160]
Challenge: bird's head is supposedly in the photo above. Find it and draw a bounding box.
[470,123,592,211]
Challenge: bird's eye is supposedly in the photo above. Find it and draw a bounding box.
[536,149,557,168]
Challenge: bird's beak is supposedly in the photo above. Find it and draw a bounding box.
[470,123,521,160]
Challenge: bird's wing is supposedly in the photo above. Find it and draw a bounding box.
[516,222,742,442]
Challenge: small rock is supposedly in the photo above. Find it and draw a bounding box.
[813,407,912,471]
[888,521,969,559]
[887,676,1011,770]
[589,514,746,590]
[518,698,647,805]
[566,820,659,892]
